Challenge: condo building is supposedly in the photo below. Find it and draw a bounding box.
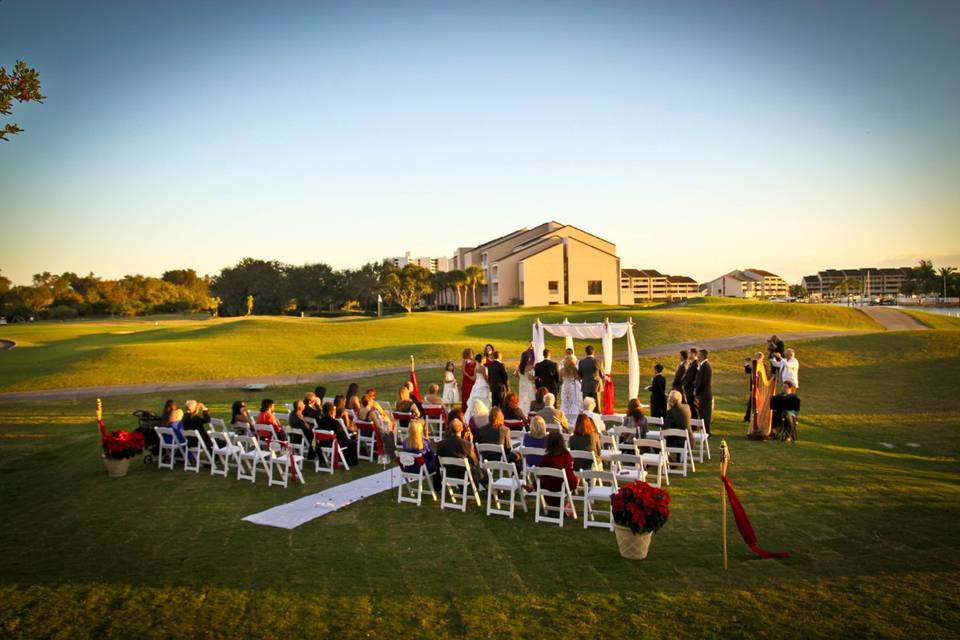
[701,269,788,299]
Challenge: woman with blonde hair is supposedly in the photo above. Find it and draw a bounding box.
[559,355,582,426]
[468,398,490,435]
[401,419,435,475]
[522,416,548,467]
[664,389,694,449]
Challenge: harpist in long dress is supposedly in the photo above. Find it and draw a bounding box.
[746,352,775,440]
[559,355,582,426]
[463,355,492,423]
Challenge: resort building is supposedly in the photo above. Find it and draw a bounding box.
[386,252,450,273]
[450,221,621,307]
[802,267,913,299]
[620,269,700,302]
[701,269,788,299]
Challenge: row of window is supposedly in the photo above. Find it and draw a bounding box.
[546,281,603,295]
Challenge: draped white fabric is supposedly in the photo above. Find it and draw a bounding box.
[531,320,640,401]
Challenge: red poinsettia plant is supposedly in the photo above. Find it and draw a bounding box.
[97,398,145,460]
[611,480,671,534]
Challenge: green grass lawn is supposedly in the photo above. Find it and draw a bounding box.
[1,329,958,638]
[0,301,880,392]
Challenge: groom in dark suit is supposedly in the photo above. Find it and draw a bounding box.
[577,345,603,403]
[694,349,713,434]
[487,351,510,408]
[534,349,560,396]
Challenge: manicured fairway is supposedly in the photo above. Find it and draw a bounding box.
[1,329,958,638]
[0,300,881,392]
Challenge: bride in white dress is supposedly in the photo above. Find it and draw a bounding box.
[463,355,492,423]
[559,355,582,426]
[514,349,536,414]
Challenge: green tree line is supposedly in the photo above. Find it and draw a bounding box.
[0,259,491,321]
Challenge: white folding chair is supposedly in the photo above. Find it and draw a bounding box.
[154,426,185,470]
[283,425,310,458]
[645,416,664,440]
[635,437,670,487]
[598,433,620,469]
[439,456,481,511]
[485,460,528,519]
[182,429,213,473]
[422,404,446,442]
[533,466,577,527]
[570,449,599,472]
[234,435,271,482]
[504,420,526,448]
[580,469,618,530]
[396,451,437,506]
[355,419,378,462]
[209,430,239,477]
[378,400,393,411]
[314,428,351,474]
[209,417,227,433]
[521,446,545,484]
[662,428,696,476]
[544,422,562,434]
[601,414,625,429]
[267,440,304,488]
[691,418,711,462]
[475,443,507,465]
[610,452,647,484]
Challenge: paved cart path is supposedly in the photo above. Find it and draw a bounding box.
[859,306,930,331]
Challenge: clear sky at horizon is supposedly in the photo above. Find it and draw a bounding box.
[1,0,958,286]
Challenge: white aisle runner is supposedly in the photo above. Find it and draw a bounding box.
[243,467,401,530]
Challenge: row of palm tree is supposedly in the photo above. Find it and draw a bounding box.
[431,265,486,311]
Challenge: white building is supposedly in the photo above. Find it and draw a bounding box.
[387,251,451,273]
[702,269,788,299]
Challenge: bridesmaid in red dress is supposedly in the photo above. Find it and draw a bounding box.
[460,348,476,412]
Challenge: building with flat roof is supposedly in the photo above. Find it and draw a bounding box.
[451,221,621,307]
[802,267,912,299]
[702,269,788,298]
[620,269,700,302]
[387,252,450,273]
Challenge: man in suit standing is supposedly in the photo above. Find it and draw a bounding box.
[486,351,510,408]
[645,363,667,418]
[672,350,688,394]
[694,349,713,434]
[682,348,699,417]
[534,349,560,396]
[577,345,604,404]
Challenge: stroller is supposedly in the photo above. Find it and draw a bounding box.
[133,410,164,464]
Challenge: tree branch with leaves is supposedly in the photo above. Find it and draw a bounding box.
[1,60,45,141]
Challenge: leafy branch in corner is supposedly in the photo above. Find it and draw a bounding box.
[1,60,45,141]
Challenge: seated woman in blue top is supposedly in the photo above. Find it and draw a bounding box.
[522,416,548,467]
[401,419,435,475]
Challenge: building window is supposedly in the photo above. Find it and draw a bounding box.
[548,281,559,294]
[588,280,603,295]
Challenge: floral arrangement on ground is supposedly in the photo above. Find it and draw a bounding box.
[611,480,671,533]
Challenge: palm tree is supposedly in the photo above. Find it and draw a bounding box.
[431,271,446,310]
[464,265,485,310]
[448,270,466,311]
[939,266,957,299]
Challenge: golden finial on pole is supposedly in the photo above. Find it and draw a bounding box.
[410,354,416,372]
[720,439,731,571]
[96,397,103,422]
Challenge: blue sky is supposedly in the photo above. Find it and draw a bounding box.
[1,0,958,285]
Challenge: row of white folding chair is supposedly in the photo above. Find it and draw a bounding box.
[235,433,304,487]
[397,451,437,506]
[422,403,446,442]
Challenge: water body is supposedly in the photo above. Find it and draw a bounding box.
[894,306,960,318]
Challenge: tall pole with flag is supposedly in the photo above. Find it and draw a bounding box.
[720,440,730,571]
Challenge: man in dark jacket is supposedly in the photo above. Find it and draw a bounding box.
[682,348,699,417]
[486,351,510,408]
[534,349,560,395]
[646,363,667,418]
[694,349,713,434]
[436,419,482,488]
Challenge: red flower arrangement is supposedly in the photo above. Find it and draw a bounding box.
[611,480,671,534]
[99,419,145,460]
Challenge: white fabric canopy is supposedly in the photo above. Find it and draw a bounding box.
[532,318,640,401]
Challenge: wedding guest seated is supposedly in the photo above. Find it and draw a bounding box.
[316,401,359,466]
[231,400,255,435]
[446,408,473,444]
[314,385,328,402]
[162,400,185,444]
[468,399,490,434]
[403,380,425,414]
[623,398,649,444]
[333,395,355,433]
[423,383,444,406]
[401,419,436,478]
[501,392,526,422]
[358,393,395,457]
[663,390,693,450]
[772,381,801,442]
[437,418,482,488]
[182,399,213,449]
[536,393,569,433]
[529,387,549,413]
[568,414,600,470]
[288,399,316,459]
[303,392,323,424]
[537,432,579,510]
[580,397,606,433]
[345,383,362,415]
[256,399,288,441]
[523,417,548,467]
[396,385,422,419]
[476,407,521,467]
